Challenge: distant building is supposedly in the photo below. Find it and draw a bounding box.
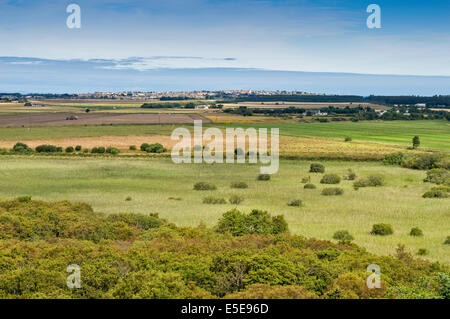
[415,103,426,107]
[195,105,209,110]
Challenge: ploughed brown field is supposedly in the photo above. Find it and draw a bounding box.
[0,112,209,127]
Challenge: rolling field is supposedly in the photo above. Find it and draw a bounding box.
[0,157,448,263]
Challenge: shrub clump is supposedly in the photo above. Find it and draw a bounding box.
[344,136,352,142]
[229,195,244,205]
[310,163,325,173]
[301,176,311,184]
[65,146,74,153]
[383,152,404,166]
[422,187,449,198]
[215,209,288,236]
[91,147,106,154]
[35,144,58,153]
[75,145,82,151]
[417,248,429,256]
[353,174,385,189]
[401,153,442,170]
[141,143,167,153]
[370,223,393,236]
[343,169,356,181]
[287,199,302,207]
[304,183,316,189]
[321,187,344,196]
[129,145,137,151]
[257,174,271,181]
[320,174,341,184]
[410,227,423,237]
[194,182,217,191]
[203,196,226,205]
[12,142,32,153]
[106,146,120,155]
[230,182,248,189]
[423,169,450,185]
[444,236,450,245]
[333,230,354,241]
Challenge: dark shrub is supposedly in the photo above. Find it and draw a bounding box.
[106,147,120,155]
[370,223,393,236]
[353,174,385,189]
[301,176,310,184]
[304,183,316,189]
[203,196,226,205]
[310,163,325,173]
[35,144,58,153]
[65,146,74,153]
[56,147,63,152]
[75,145,82,151]
[215,209,288,236]
[231,182,248,189]
[125,196,132,201]
[320,174,341,184]
[422,188,449,198]
[16,196,32,203]
[417,248,428,256]
[140,143,150,151]
[145,143,167,153]
[410,227,423,237]
[333,230,354,241]
[129,145,137,151]
[344,136,352,142]
[194,182,217,191]
[383,152,404,165]
[423,169,450,185]
[343,169,356,181]
[91,147,106,154]
[287,199,302,207]
[229,195,244,205]
[258,174,271,181]
[401,153,441,170]
[83,148,89,153]
[321,187,344,196]
[12,142,32,153]
[444,236,450,245]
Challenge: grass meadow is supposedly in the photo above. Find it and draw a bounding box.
[0,156,448,263]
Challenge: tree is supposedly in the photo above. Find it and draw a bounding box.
[412,136,420,149]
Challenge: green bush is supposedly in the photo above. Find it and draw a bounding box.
[12,142,32,153]
[353,174,385,189]
[344,137,352,142]
[422,189,449,198]
[91,147,106,154]
[83,148,89,153]
[35,144,58,153]
[383,152,404,165]
[321,188,344,196]
[106,147,120,155]
[310,163,325,173]
[75,145,82,151]
[333,230,354,241]
[144,143,167,153]
[129,145,137,151]
[258,174,271,181]
[304,183,316,189]
[287,199,302,207]
[343,169,356,181]
[301,176,311,184]
[417,248,429,256]
[65,146,74,153]
[370,223,393,236]
[214,209,288,236]
[320,174,341,184]
[229,195,244,205]
[125,196,132,201]
[410,227,423,237]
[444,236,450,245]
[56,147,63,153]
[194,182,217,191]
[423,169,450,185]
[401,153,442,170]
[203,196,226,205]
[230,182,248,189]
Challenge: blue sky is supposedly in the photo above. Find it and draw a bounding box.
[1,0,450,94]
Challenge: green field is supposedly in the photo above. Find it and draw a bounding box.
[1,120,448,151]
[221,121,450,150]
[0,156,448,263]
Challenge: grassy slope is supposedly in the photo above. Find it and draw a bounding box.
[0,157,448,263]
